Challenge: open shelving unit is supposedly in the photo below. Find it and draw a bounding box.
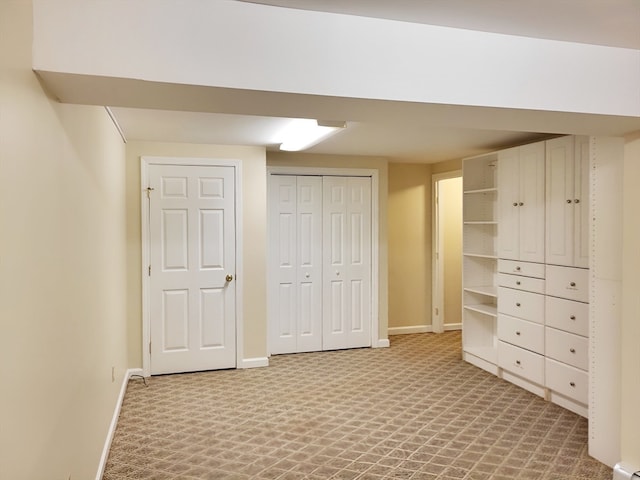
[462,152,499,373]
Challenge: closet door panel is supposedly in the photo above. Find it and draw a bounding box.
[268,175,323,354]
[323,176,372,350]
[346,178,372,346]
[269,176,298,354]
[296,176,323,352]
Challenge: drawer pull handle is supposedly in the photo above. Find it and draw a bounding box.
[570,282,576,287]
[516,302,521,307]
[515,266,521,271]
[570,315,576,320]
[515,360,521,365]
[570,382,576,388]
[570,348,576,353]
[516,281,521,285]
[515,331,521,336]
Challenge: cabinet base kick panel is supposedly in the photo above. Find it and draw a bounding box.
[501,369,546,398]
[548,390,588,418]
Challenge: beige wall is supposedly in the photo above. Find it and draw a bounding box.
[388,163,433,329]
[126,142,267,366]
[267,152,389,339]
[622,134,640,467]
[0,2,128,479]
[432,158,462,174]
[441,177,462,326]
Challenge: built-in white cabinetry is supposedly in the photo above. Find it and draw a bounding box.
[544,264,589,417]
[461,153,498,372]
[497,259,546,397]
[546,136,590,268]
[462,135,592,419]
[497,142,545,263]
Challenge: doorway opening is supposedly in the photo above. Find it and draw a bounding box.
[432,172,463,334]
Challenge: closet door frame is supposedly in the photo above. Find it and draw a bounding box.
[267,166,381,353]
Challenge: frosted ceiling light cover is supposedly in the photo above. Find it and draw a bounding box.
[278,119,346,151]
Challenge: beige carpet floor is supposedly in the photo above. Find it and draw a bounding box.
[103,332,611,479]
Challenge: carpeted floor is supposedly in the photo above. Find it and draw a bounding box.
[103,332,611,479]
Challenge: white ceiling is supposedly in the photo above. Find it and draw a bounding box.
[240,0,640,49]
[111,0,640,163]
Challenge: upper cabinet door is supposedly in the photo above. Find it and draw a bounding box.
[497,147,520,260]
[518,142,545,263]
[498,143,545,262]
[546,136,574,266]
[573,136,590,268]
[545,136,589,268]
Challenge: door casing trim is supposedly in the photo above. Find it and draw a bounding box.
[141,156,243,377]
[266,166,381,352]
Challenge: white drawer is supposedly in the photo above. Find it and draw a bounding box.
[545,296,589,337]
[545,358,588,405]
[498,259,545,279]
[498,315,544,354]
[546,265,589,303]
[545,327,589,371]
[498,287,545,323]
[498,341,544,385]
[498,273,545,294]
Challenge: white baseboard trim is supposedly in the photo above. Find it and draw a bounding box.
[96,368,143,480]
[388,324,462,335]
[388,325,433,335]
[239,357,269,369]
[376,338,390,348]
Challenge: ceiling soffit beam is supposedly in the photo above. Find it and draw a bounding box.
[33,0,640,119]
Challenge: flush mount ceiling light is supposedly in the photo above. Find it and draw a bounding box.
[277,119,347,151]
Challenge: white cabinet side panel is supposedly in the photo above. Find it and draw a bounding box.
[589,136,623,468]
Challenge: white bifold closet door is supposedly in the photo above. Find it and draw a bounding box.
[269,175,323,354]
[322,176,372,350]
[268,175,372,354]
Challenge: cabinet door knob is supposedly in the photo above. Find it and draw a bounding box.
[516,302,521,307]
[566,199,573,204]
[516,281,521,285]
[570,382,576,387]
[518,202,524,206]
[574,199,580,204]
[515,266,521,271]
[516,360,521,365]
[570,348,576,353]
[515,331,521,336]
[513,202,518,207]
[570,315,576,320]
[570,282,576,287]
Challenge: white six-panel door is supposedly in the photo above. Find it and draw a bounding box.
[268,175,323,354]
[268,175,372,354]
[323,176,372,350]
[149,164,236,374]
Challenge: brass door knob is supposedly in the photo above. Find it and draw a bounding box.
[225,274,233,282]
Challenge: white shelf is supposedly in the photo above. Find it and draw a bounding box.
[463,304,497,317]
[464,286,497,297]
[464,221,497,225]
[463,252,497,259]
[464,187,497,195]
